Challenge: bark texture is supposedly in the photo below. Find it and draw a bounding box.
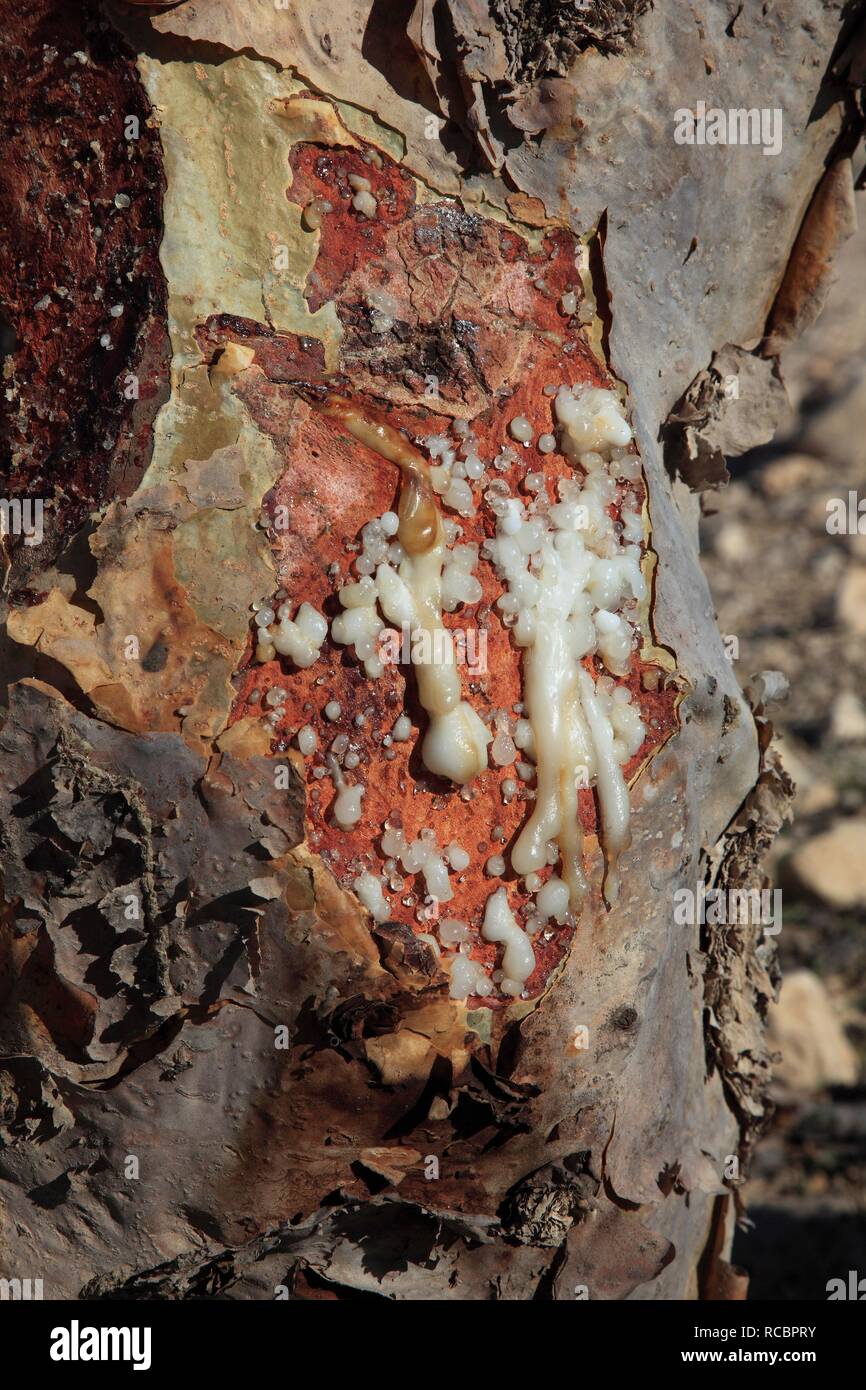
[0,0,862,1300]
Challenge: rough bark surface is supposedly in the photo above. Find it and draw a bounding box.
[0,0,861,1300]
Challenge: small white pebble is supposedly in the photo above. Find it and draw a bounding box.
[324,701,342,721]
[538,433,556,454]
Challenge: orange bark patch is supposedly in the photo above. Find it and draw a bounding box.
[207,137,679,1006]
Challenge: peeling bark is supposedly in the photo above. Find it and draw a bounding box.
[0,0,863,1302]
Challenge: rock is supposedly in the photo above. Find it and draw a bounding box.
[759,453,818,498]
[802,375,866,468]
[837,565,866,636]
[767,970,858,1094]
[830,690,866,742]
[715,520,752,562]
[787,818,866,909]
[775,733,837,816]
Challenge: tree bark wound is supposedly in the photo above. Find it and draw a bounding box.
[0,0,857,1300]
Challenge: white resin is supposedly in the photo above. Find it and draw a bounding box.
[481,888,535,987]
[449,953,494,1000]
[353,871,390,923]
[267,602,327,668]
[296,724,318,755]
[483,384,644,905]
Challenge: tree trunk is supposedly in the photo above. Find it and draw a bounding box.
[0,0,861,1301]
